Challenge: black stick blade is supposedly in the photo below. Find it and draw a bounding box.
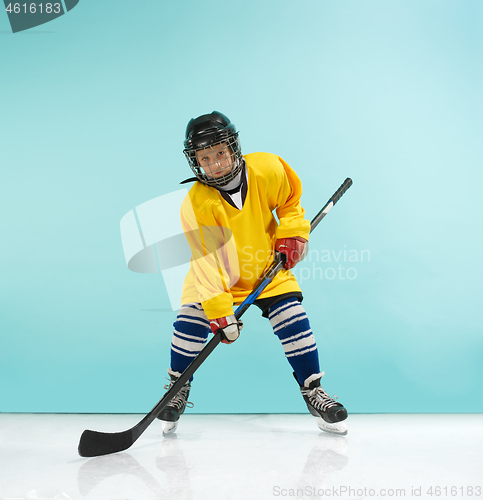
[78,429,134,457]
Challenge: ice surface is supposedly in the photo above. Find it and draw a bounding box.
[0,413,482,500]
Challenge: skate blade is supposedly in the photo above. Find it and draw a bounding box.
[316,418,348,436]
[161,420,178,436]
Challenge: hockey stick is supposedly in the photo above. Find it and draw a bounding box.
[78,177,352,457]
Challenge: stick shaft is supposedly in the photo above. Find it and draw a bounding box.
[150,177,354,420]
[310,177,352,233]
[78,177,353,457]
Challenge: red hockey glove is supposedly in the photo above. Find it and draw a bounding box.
[275,236,308,270]
[210,315,244,344]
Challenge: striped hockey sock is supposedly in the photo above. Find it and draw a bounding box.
[170,303,210,379]
[268,297,321,386]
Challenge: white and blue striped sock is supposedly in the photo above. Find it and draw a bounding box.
[269,297,321,385]
[170,303,209,380]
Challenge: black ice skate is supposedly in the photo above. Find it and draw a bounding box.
[158,370,193,436]
[295,372,348,435]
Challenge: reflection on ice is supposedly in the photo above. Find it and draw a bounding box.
[298,434,349,496]
[76,419,348,500]
[77,435,192,500]
[77,453,165,497]
[156,435,193,500]
[5,492,74,500]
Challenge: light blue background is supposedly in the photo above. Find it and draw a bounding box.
[1,0,482,414]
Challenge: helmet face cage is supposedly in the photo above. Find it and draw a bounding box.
[184,133,243,187]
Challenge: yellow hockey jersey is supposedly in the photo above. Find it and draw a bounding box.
[179,152,310,319]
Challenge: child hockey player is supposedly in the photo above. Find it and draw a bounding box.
[159,111,348,435]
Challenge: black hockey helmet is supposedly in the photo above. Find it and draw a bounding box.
[183,111,243,187]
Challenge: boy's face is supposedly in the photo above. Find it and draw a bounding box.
[195,142,234,180]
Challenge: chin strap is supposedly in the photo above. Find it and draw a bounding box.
[180,177,199,184]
